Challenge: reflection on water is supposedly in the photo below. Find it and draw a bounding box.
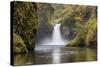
[14,46,97,66]
[52,48,61,63]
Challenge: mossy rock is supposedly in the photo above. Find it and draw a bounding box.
[13,33,28,54]
[13,1,39,50]
[67,36,85,47]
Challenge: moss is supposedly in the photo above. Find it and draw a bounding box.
[13,33,28,54]
[66,14,97,48]
[67,36,85,47]
[13,1,39,51]
[85,15,97,47]
[67,7,97,47]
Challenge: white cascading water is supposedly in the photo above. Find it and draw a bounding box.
[51,23,65,45]
[39,23,65,45]
[35,24,66,63]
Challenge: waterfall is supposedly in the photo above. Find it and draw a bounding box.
[50,23,65,45]
[38,23,65,45]
[35,23,66,50]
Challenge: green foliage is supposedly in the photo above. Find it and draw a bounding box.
[13,33,28,54]
[36,3,54,37]
[67,14,97,47]
[12,2,54,53]
[37,3,54,23]
[13,1,39,51]
[85,15,97,47]
[74,22,87,39]
[56,5,97,48]
[58,5,95,40]
[67,36,85,47]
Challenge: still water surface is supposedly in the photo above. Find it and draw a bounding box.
[14,45,97,65]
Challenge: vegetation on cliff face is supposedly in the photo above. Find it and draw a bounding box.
[12,2,54,54]
[36,3,54,41]
[12,1,39,54]
[59,6,97,48]
[85,15,97,47]
[13,33,28,54]
[36,3,97,48]
[50,4,97,48]
[67,15,97,48]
